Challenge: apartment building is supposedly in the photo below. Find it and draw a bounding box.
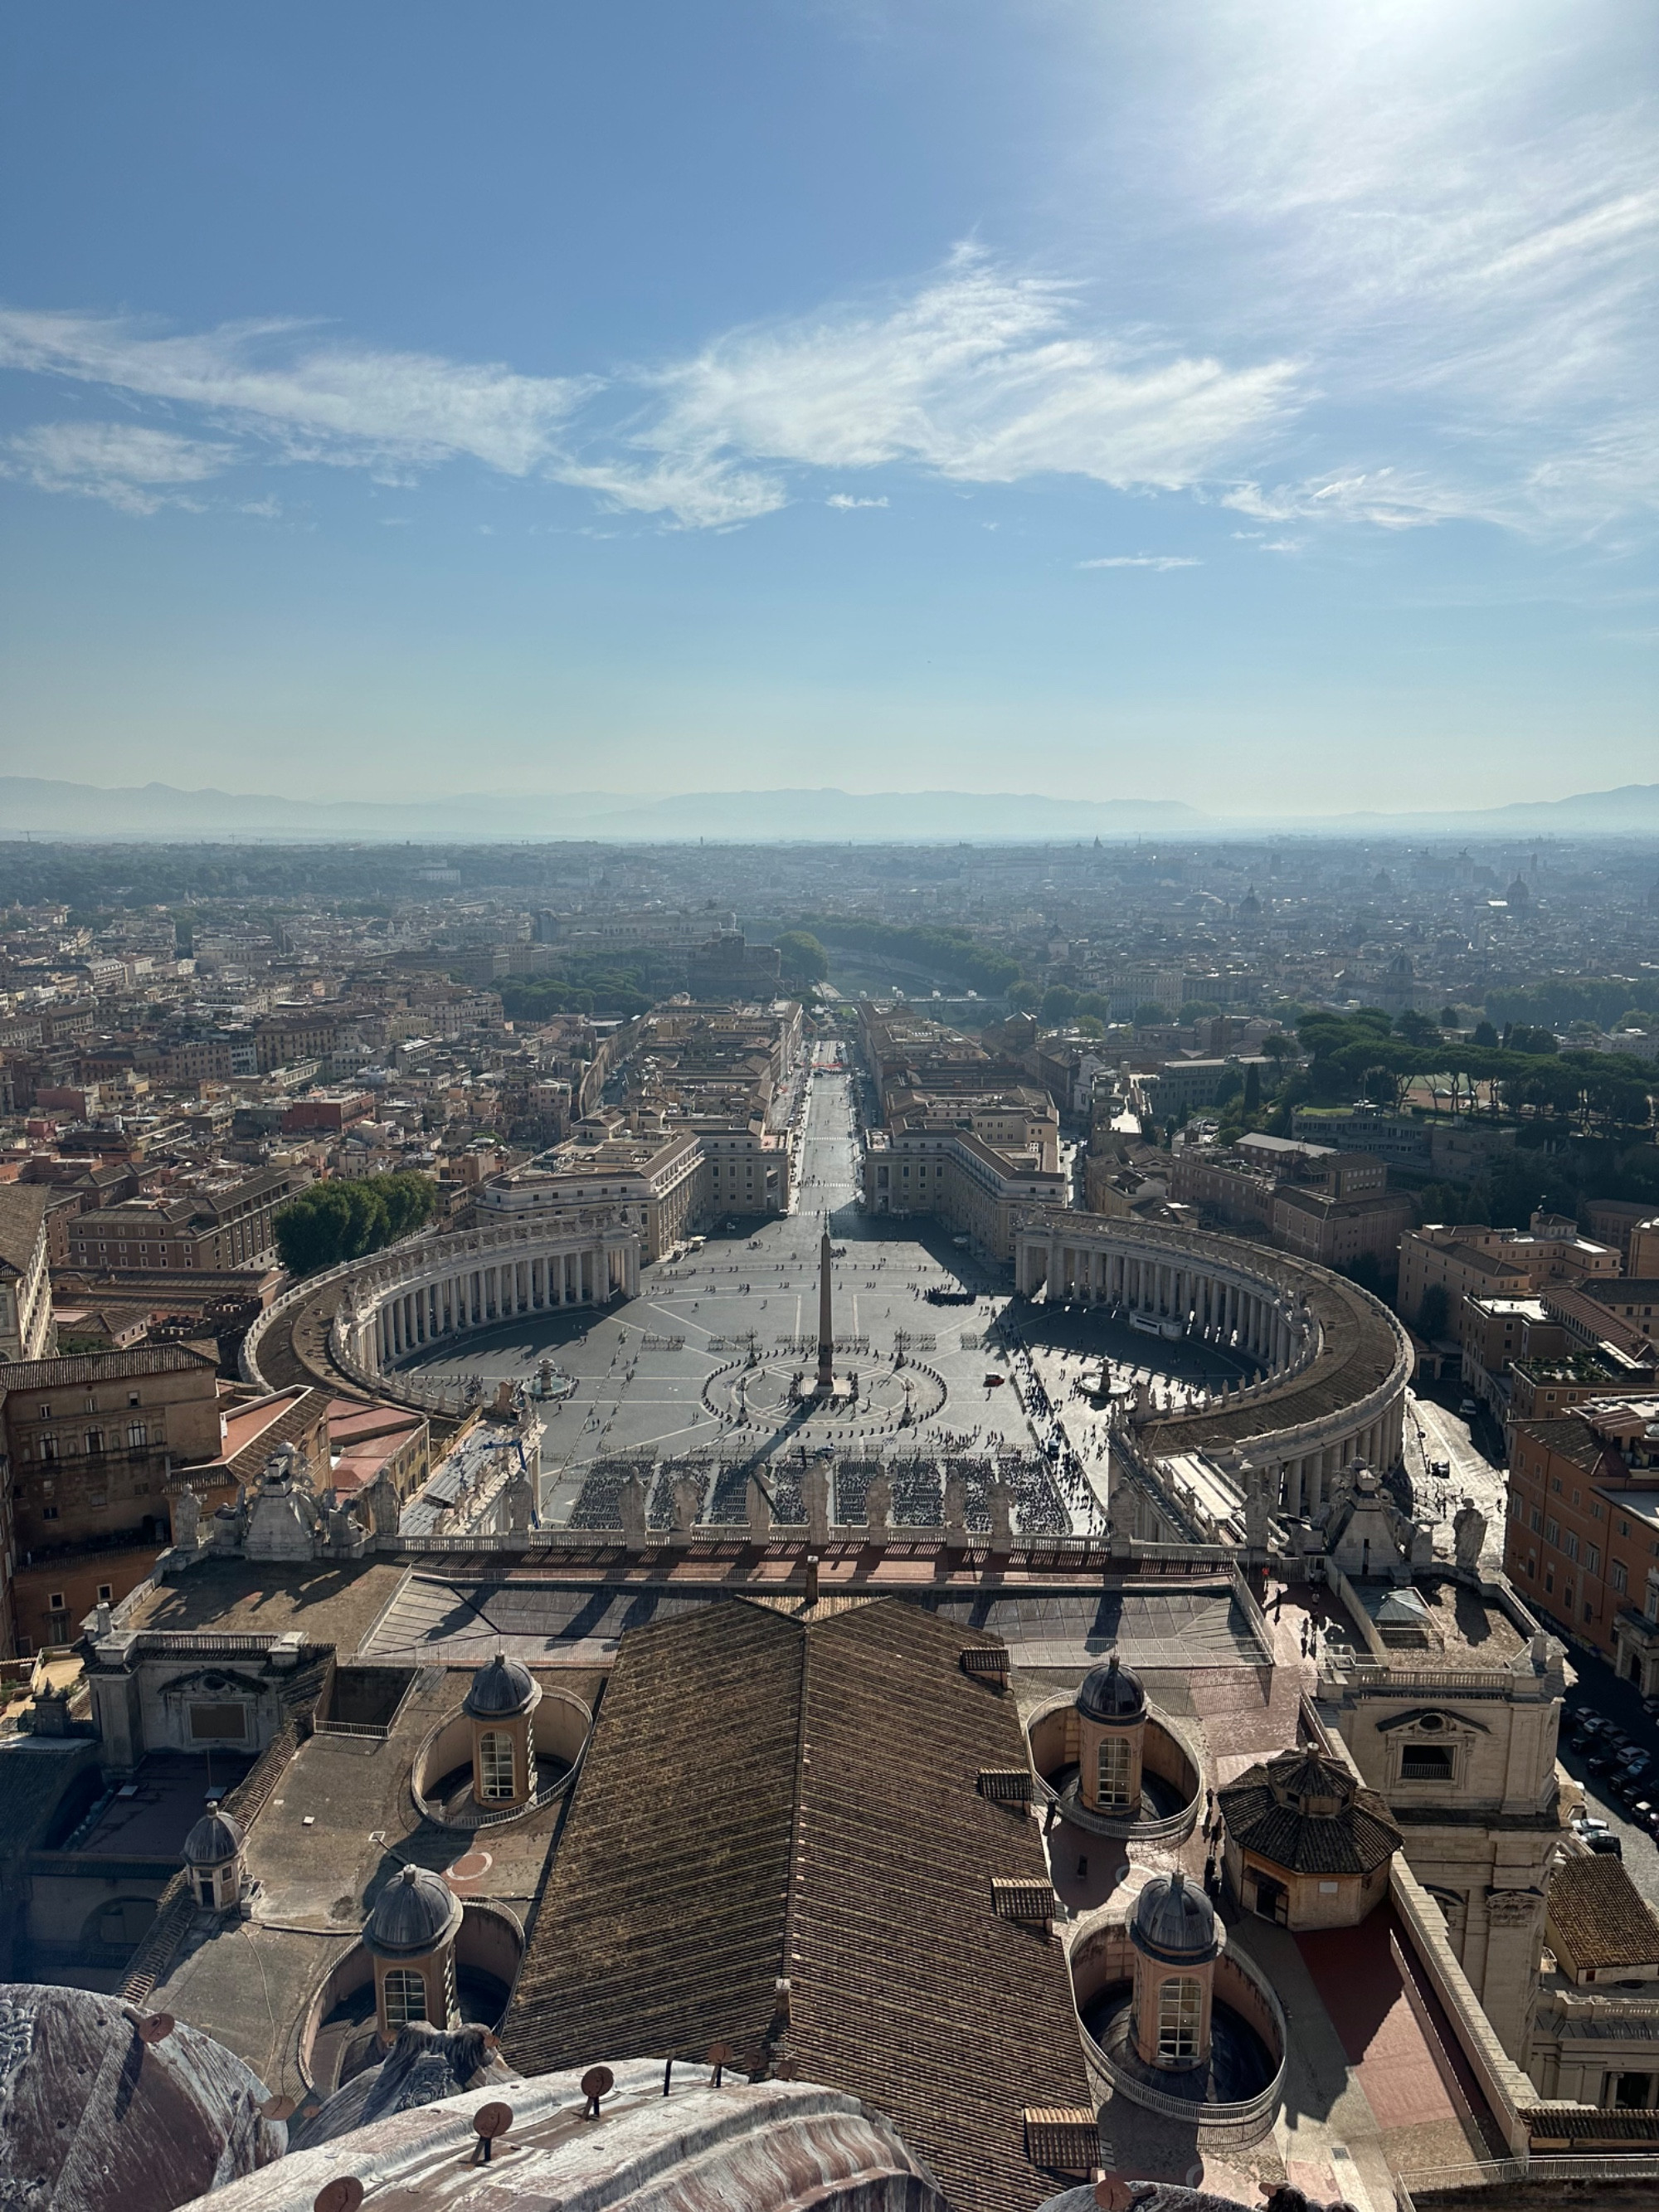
[2,1344,224,1650]
[65,1165,309,1274]
[1399,1217,1619,1341]
[1505,1396,1659,1678]
[864,1094,1066,1261]
[0,1185,56,1362]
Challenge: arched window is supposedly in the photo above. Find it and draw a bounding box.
[1096,1736,1132,1810]
[1156,1975,1203,2063]
[383,1969,428,2027]
[479,1730,515,1801]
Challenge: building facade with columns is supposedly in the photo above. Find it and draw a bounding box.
[1319,1619,1566,2064]
[472,1126,707,1261]
[328,1213,642,1381]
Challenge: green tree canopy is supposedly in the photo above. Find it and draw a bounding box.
[274,1172,439,1278]
[775,930,830,986]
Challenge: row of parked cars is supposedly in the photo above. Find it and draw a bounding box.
[1569,1711,1659,1851]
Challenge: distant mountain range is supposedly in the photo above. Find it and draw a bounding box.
[1,774,1657,842]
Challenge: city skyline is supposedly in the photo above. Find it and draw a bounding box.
[2,0,1655,811]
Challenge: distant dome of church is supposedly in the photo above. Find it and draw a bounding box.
[1131,1871,1221,1965]
[364,1865,464,1960]
[1077,1654,1146,1724]
[0,1981,285,2212]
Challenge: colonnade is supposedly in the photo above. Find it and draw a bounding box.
[371,1244,633,1363]
[1011,1211,1413,1511]
[1029,1234,1306,1372]
[334,1217,643,1380]
[1258,1397,1408,1518]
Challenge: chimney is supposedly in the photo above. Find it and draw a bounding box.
[804,1554,820,1605]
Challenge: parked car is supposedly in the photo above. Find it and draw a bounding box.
[1587,1831,1624,1857]
[1587,1752,1613,1773]
[1459,1398,1480,1417]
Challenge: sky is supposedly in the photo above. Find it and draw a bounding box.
[0,0,1655,816]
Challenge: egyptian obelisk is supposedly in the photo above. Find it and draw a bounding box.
[815,1220,834,1394]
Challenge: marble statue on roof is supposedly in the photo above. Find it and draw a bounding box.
[1453,1498,1487,1569]
[171,1488,202,1553]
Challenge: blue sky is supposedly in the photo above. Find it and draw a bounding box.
[1,0,1654,814]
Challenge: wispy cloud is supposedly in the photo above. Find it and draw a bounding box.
[1078,553,1201,570]
[827,492,888,509]
[0,249,1297,529]
[1224,470,1489,533]
[1108,2,1659,539]
[600,246,1297,524]
[0,420,234,513]
[0,306,591,475]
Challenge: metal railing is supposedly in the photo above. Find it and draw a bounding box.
[1394,2151,1659,2202]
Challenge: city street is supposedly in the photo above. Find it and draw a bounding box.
[1404,1384,1509,1567]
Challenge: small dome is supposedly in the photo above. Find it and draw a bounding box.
[1131,1871,1220,1965]
[1078,1654,1145,1724]
[364,1864,463,1959]
[463,1651,538,1718]
[182,1804,245,1867]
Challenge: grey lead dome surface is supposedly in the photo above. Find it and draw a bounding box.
[1077,1654,1146,1723]
[364,1864,464,1957]
[182,1805,246,1866]
[1131,1871,1220,1964]
[463,1650,537,1717]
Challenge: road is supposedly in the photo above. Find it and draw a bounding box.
[1559,1645,1659,1912]
[1403,1384,1510,1568]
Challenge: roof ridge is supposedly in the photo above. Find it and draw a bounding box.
[777,1602,813,2024]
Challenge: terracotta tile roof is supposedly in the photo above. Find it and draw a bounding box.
[1219,1750,1402,1877]
[0,1342,217,1390]
[507,1601,801,2074]
[505,1596,1092,2212]
[208,1386,327,1483]
[1546,1853,1659,1974]
[0,1183,50,1275]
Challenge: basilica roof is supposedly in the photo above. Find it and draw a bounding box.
[0,1982,285,2212]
